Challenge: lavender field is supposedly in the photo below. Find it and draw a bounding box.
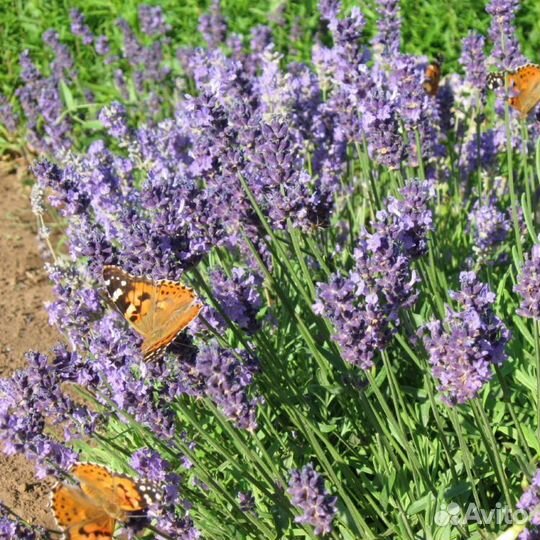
[2,0,540,539]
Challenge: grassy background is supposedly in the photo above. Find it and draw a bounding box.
[2,0,540,99]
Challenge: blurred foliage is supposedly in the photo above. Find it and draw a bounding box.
[2,0,540,98]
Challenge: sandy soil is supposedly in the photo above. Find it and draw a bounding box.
[0,160,58,529]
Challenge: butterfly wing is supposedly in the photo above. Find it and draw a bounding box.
[103,266,157,337]
[71,463,147,513]
[488,64,540,117]
[52,483,116,540]
[103,266,202,360]
[142,279,203,361]
[487,72,505,90]
[423,61,441,96]
[507,64,540,117]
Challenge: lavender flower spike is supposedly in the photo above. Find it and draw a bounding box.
[515,244,540,319]
[516,469,540,538]
[287,464,338,536]
[423,272,510,405]
[486,0,525,70]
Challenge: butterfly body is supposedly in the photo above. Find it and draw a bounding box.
[103,266,202,361]
[52,463,149,540]
[487,63,540,117]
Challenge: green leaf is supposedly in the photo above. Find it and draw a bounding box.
[59,79,76,112]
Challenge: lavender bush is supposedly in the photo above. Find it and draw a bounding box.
[2,0,540,539]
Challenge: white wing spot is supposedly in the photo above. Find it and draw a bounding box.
[121,280,127,286]
[112,288,124,302]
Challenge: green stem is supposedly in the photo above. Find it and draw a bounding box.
[535,320,540,441]
[448,409,485,512]
[470,399,514,509]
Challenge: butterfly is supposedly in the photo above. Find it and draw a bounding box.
[103,265,203,361]
[52,463,157,540]
[423,57,443,96]
[487,63,540,118]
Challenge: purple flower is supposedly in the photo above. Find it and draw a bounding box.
[195,343,260,431]
[372,0,401,58]
[315,181,432,369]
[423,272,510,405]
[16,50,72,154]
[130,449,200,538]
[198,0,228,48]
[469,199,510,264]
[250,25,273,56]
[117,18,143,63]
[515,244,540,319]
[0,347,93,477]
[70,9,94,45]
[486,0,526,70]
[138,5,171,37]
[0,94,18,133]
[94,35,110,56]
[360,90,407,169]
[0,507,49,540]
[33,159,89,216]
[517,470,540,537]
[460,33,487,88]
[287,464,338,536]
[43,29,76,80]
[99,102,131,139]
[204,267,263,335]
[246,121,334,231]
[238,491,256,512]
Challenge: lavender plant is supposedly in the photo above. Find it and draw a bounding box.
[3,0,540,539]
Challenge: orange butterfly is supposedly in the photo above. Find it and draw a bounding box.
[52,463,153,540]
[487,63,540,118]
[103,266,203,361]
[423,57,443,96]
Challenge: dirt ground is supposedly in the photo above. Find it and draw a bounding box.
[0,161,58,529]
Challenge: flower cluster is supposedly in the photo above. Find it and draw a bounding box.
[70,9,94,46]
[315,180,433,369]
[486,0,525,70]
[515,244,540,319]
[517,469,540,539]
[0,508,49,540]
[423,272,510,405]
[15,49,72,154]
[130,449,200,538]
[0,94,19,134]
[287,463,338,536]
[0,347,94,477]
[469,199,510,264]
[2,0,535,536]
[138,5,171,37]
[459,32,487,89]
[205,267,264,335]
[195,343,261,431]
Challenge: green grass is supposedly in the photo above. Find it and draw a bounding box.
[3,0,540,100]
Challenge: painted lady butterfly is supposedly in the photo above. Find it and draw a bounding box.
[52,463,158,540]
[423,57,442,96]
[103,266,203,361]
[487,63,540,118]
